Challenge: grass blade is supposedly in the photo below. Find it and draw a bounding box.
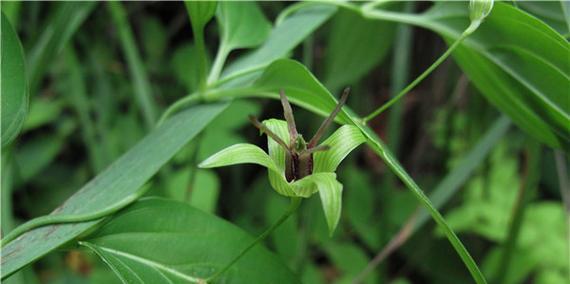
[107,1,158,129]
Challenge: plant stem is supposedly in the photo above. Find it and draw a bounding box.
[495,139,540,284]
[554,150,570,281]
[363,28,471,123]
[207,43,230,84]
[386,1,414,184]
[207,197,302,282]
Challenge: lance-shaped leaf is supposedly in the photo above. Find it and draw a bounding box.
[1,12,28,148]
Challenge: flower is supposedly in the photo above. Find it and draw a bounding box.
[199,94,365,234]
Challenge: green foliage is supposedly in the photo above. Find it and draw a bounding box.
[1,1,566,283]
[444,143,569,283]
[1,12,28,148]
[81,198,299,283]
[1,104,227,279]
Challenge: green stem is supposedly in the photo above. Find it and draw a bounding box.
[207,197,302,282]
[1,186,148,248]
[207,43,230,85]
[363,27,472,123]
[495,140,540,284]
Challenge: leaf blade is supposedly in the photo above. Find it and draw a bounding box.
[81,198,300,283]
[0,103,228,279]
[1,12,28,148]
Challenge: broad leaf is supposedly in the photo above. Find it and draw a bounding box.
[1,12,28,148]
[217,1,271,51]
[210,58,488,283]
[185,1,217,31]
[0,103,228,279]
[221,4,337,81]
[518,1,569,34]
[81,198,300,283]
[252,59,358,125]
[419,2,570,149]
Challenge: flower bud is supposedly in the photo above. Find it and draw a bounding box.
[469,0,494,23]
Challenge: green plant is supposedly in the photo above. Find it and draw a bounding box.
[1,1,567,283]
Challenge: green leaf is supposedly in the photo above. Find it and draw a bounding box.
[1,12,28,148]
[0,103,228,279]
[208,58,488,284]
[170,42,204,92]
[252,59,357,125]
[324,8,396,91]
[313,125,366,173]
[185,0,217,31]
[185,0,217,89]
[217,1,270,51]
[81,198,300,283]
[107,1,158,129]
[517,1,568,34]
[421,2,570,148]
[189,169,220,213]
[209,1,271,82]
[221,4,337,81]
[27,2,96,92]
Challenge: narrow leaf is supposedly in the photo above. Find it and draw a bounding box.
[108,1,158,129]
[1,103,228,279]
[27,2,95,92]
[421,2,570,148]
[1,12,28,148]
[221,4,336,81]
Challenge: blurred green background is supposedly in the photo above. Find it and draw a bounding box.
[1,1,568,284]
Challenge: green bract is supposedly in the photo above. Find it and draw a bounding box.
[200,119,365,234]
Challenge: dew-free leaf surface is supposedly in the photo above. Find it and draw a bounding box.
[1,103,228,279]
[81,198,300,284]
[1,12,28,148]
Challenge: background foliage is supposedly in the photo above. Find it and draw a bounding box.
[1,1,568,283]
